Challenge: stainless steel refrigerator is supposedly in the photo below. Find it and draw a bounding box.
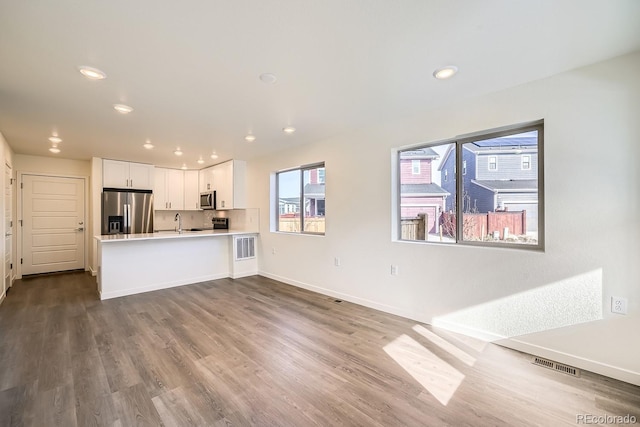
[102,189,154,234]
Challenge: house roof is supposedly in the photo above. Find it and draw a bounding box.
[303,183,325,198]
[279,197,300,205]
[400,147,439,160]
[472,179,538,192]
[400,183,450,196]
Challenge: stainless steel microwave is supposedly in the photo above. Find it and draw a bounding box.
[200,191,215,210]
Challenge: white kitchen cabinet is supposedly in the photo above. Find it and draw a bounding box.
[154,168,184,210]
[212,160,246,210]
[184,170,200,210]
[103,159,154,190]
[199,166,215,192]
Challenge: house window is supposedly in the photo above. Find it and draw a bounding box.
[411,160,421,175]
[488,156,497,171]
[276,162,325,234]
[396,121,543,250]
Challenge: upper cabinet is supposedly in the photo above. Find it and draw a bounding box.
[184,170,200,210]
[103,159,154,190]
[199,167,215,192]
[154,168,185,210]
[212,160,246,210]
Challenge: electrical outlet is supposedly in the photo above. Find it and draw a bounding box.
[271,247,276,255]
[391,265,399,276]
[334,257,341,267]
[611,296,628,315]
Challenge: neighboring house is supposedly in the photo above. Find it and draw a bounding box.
[400,148,449,234]
[304,167,325,217]
[278,197,300,215]
[439,133,538,231]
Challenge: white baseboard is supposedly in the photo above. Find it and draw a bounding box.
[89,266,98,277]
[258,271,429,324]
[431,318,507,343]
[231,271,258,279]
[0,291,5,306]
[100,273,229,300]
[257,270,640,387]
[497,338,640,387]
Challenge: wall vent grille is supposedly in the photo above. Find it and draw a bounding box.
[532,356,580,377]
[235,236,256,261]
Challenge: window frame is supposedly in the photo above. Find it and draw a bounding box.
[396,120,544,251]
[411,159,421,175]
[275,161,326,235]
[488,156,498,171]
[521,154,531,170]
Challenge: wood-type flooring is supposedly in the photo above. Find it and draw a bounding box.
[0,271,638,426]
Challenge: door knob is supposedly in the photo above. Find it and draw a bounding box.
[76,227,84,231]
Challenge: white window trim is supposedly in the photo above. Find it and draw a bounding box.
[411,160,421,175]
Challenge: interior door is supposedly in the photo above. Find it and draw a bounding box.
[22,175,85,275]
[5,164,12,290]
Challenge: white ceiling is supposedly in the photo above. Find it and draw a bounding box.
[1,0,639,169]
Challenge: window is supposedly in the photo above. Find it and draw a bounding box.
[276,162,325,234]
[397,121,543,250]
[488,156,497,170]
[411,160,421,175]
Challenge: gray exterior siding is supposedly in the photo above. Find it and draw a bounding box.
[475,152,538,181]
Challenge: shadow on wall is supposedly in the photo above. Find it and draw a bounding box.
[431,269,603,341]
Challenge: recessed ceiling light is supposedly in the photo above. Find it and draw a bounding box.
[210,153,219,160]
[48,136,62,143]
[259,73,277,84]
[181,164,187,170]
[113,104,133,114]
[174,147,183,156]
[78,66,107,80]
[433,65,459,80]
[49,146,61,154]
[245,134,256,142]
[197,157,205,165]
[283,127,296,134]
[143,140,154,149]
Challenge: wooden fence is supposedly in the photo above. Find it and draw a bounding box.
[440,211,526,240]
[278,216,326,233]
[401,213,428,240]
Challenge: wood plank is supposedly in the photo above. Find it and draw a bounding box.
[0,271,638,426]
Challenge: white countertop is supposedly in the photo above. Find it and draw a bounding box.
[95,229,257,243]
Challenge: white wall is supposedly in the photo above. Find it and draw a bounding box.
[248,52,640,385]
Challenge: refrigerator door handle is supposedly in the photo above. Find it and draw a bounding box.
[124,204,130,231]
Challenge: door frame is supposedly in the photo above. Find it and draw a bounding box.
[17,172,89,279]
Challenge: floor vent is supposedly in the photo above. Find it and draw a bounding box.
[234,236,256,261]
[334,299,342,303]
[532,356,580,377]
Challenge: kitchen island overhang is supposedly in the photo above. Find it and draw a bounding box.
[95,230,258,300]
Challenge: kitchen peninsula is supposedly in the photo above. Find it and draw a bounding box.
[95,230,257,300]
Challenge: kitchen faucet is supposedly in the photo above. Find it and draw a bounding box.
[174,213,182,233]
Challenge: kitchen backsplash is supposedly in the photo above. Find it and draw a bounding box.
[154,208,259,232]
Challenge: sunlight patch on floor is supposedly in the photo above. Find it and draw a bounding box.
[413,325,476,367]
[384,334,464,405]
